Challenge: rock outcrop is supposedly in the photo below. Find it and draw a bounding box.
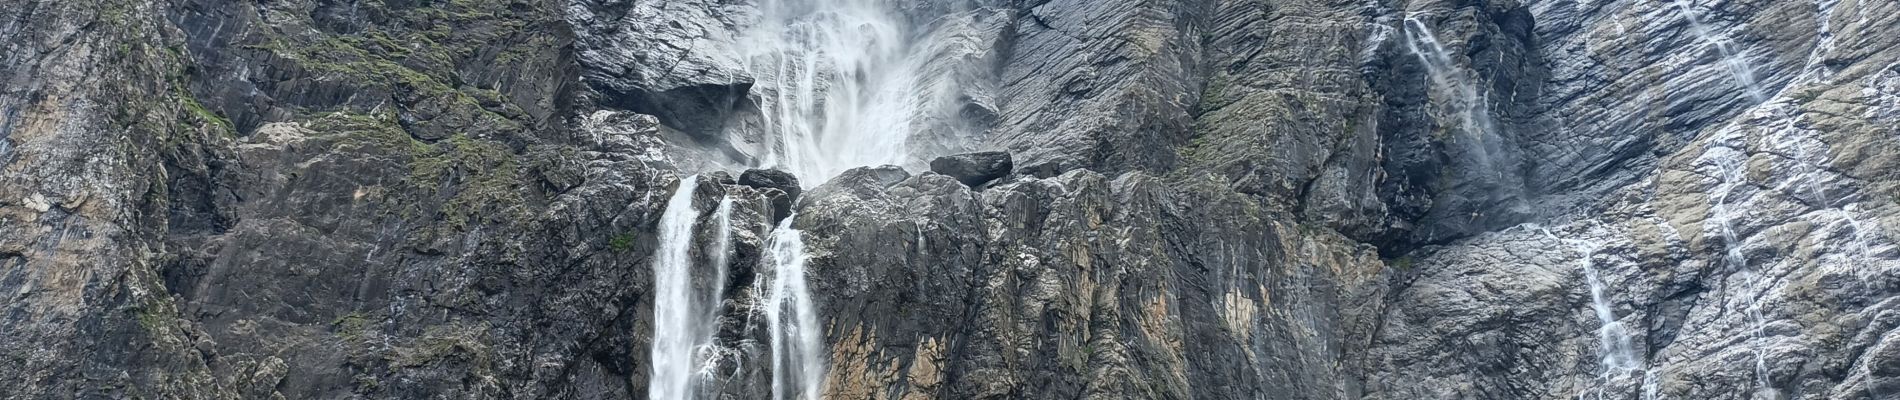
[928,151,1014,188]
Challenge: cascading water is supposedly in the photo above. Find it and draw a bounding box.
[1670,0,1767,102]
[698,194,737,380]
[648,178,737,400]
[728,1,946,397]
[1401,15,1507,180]
[761,218,826,400]
[1700,134,1780,399]
[739,0,922,181]
[1539,226,1641,399]
[650,176,707,400]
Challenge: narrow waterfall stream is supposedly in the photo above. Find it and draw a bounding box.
[1539,226,1640,399]
[762,218,825,400]
[648,179,737,400]
[1670,0,1767,102]
[1701,134,1780,399]
[1400,15,1506,176]
[650,176,708,400]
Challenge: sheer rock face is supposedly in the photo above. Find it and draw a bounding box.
[5,0,1900,399]
[792,168,1389,399]
[988,0,1209,176]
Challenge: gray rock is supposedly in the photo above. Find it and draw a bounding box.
[929,151,1014,188]
[567,0,753,137]
[738,168,801,223]
[737,169,802,200]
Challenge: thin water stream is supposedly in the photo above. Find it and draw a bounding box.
[1670,0,1767,102]
[1539,226,1640,399]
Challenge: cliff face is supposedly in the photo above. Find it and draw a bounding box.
[3,0,1898,399]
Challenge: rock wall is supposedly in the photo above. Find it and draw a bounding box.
[3,0,1899,399]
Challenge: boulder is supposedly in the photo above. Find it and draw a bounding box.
[738,169,802,200]
[739,169,802,221]
[929,151,1014,188]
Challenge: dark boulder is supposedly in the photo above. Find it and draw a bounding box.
[930,151,1014,188]
[739,169,801,222]
[738,169,801,200]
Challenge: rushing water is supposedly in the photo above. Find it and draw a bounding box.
[650,176,707,400]
[726,1,946,397]
[648,178,738,400]
[1699,133,1780,399]
[739,0,923,181]
[762,217,826,400]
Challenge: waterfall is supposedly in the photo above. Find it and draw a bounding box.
[1539,226,1641,398]
[1401,15,1506,180]
[739,0,923,181]
[650,176,706,400]
[649,178,737,400]
[762,217,825,400]
[699,194,737,380]
[724,1,972,396]
[1700,134,1780,399]
[1799,0,1841,82]
[1670,0,1767,102]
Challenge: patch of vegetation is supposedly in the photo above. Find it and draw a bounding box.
[352,375,382,393]
[389,323,493,370]
[407,134,525,231]
[332,312,372,342]
[177,88,234,135]
[1389,256,1416,271]
[609,232,638,252]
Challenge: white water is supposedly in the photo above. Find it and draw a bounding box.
[739,0,923,182]
[729,2,953,397]
[1799,0,1841,82]
[1670,0,1767,102]
[1539,226,1641,399]
[649,178,738,400]
[650,176,706,400]
[762,217,826,400]
[1401,15,1508,180]
[698,194,737,381]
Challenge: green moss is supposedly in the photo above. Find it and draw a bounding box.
[1200,73,1233,109]
[178,91,233,135]
[315,111,420,153]
[390,324,493,369]
[1389,256,1415,271]
[398,134,526,231]
[332,312,372,342]
[352,375,382,393]
[134,305,170,333]
[609,232,637,252]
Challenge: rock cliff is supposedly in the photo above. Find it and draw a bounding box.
[2,0,1897,399]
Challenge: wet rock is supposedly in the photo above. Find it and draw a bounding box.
[567,0,753,136]
[738,169,801,200]
[929,151,1014,188]
[739,169,801,223]
[708,170,736,185]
